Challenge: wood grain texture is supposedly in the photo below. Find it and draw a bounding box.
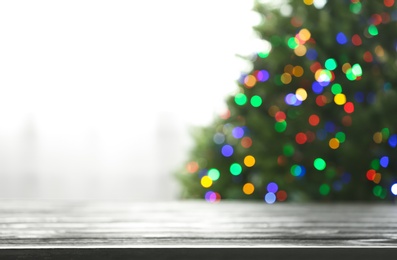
[0,200,397,259]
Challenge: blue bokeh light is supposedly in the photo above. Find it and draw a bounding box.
[389,134,397,148]
[232,127,244,139]
[265,193,276,204]
[336,32,348,44]
[267,182,279,193]
[380,156,389,168]
[221,145,234,157]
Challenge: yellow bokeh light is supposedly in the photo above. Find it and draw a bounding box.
[201,176,213,188]
[334,93,346,105]
[281,73,292,84]
[244,75,257,88]
[373,132,383,144]
[294,45,307,56]
[329,138,340,149]
[303,0,314,5]
[315,69,332,83]
[298,28,311,42]
[243,183,255,195]
[373,173,382,184]
[244,155,256,167]
[296,88,308,101]
[293,66,304,77]
[342,63,351,74]
[375,45,384,57]
[268,105,280,117]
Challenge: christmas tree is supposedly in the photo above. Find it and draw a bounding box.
[177,0,397,203]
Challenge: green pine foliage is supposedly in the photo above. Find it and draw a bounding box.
[176,0,397,202]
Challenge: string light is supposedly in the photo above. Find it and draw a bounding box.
[197,0,397,203]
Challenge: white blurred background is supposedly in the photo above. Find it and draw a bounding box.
[0,0,260,201]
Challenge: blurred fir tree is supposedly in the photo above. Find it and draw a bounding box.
[176,0,397,202]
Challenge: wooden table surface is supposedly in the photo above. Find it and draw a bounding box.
[1,200,397,259]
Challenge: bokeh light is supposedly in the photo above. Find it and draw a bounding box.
[283,144,295,157]
[186,161,199,174]
[334,93,346,105]
[256,70,270,82]
[232,127,244,139]
[201,176,213,188]
[314,158,326,171]
[275,111,286,122]
[344,102,354,113]
[296,88,308,101]
[230,163,242,176]
[205,191,221,203]
[335,132,346,143]
[250,95,263,107]
[244,155,256,167]
[309,114,320,126]
[235,93,247,105]
[290,164,306,177]
[267,182,279,193]
[276,190,288,201]
[241,137,253,148]
[244,75,257,88]
[380,156,389,168]
[293,66,304,77]
[264,192,276,204]
[243,183,255,195]
[221,145,234,157]
[329,138,340,149]
[275,120,287,132]
[213,133,225,144]
[298,28,311,42]
[391,183,397,195]
[296,132,308,144]
[208,168,220,181]
[325,58,337,70]
[389,134,397,147]
[319,184,330,195]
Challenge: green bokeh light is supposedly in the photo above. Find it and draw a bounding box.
[314,158,326,171]
[325,58,337,70]
[319,184,330,195]
[230,163,242,176]
[275,121,287,133]
[234,93,247,106]
[287,37,298,49]
[370,159,380,171]
[368,25,378,36]
[335,132,346,143]
[208,168,220,181]
[346,68,357,81]
[290,165,300,177]
[250,95,263,107]
[258,51,269,58]
[331,83,342,94]
[349,2,362,14]
[352,64,362,76]
[381,128,390,140]
[380,188,387,199]
[373,185,382,197]
[283,144,295,157]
